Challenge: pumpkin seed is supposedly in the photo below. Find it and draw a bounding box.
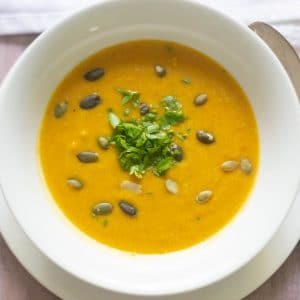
[119,201,137,216]
[120,180,142,194]
[170,143,184,162]
[240,158,253,175]
[194,94,207,106]
[54,101,68,118]
[97,136,109,150]
[79,93,101,109]
[221,160,239,173]
[196,130,215,144]
[154,64,166,77]
[84,68,105,81]
[67,178,83,189]
[165,179,178,194]
[196,190,213,204]
[92,202,113,216]
[140,103,150,115]
[77,151,98,163]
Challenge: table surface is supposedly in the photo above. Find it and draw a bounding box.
[0,35,300,300]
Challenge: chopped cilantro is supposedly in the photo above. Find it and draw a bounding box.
[103,219,108,227]
[124,107,130,116]
[159,111,185,129]
[161,95,182,111]
[108,95,186,178]
[108,110,120,128]
[116,88,140,107]
[176,133,188,141]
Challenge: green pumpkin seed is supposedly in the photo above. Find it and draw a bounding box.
[196,190,212,204]
[54,101,68,118]
[194,94,207,106]
[84,68,105,81]
[140,103,150,115]
[79,93,101,109]
[221,160,239,173]
[170,143,184,162]
[196,130,215,144]
[119,200,137,216]
[77,151,98,163]
[120,180,142,194]
[97,136,109,150]
[67,178,83,189]
[165,179,178,194]
[92,202,113,216]
[240,158,253,175]
[154,64,166,77]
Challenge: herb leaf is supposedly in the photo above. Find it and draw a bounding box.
[108,111,121,128]
[161,95,182,111]
[159,95,185,128]
[124,107,130,116]
[154,157,176,176]
[117,88,140,107]
[159,111,185,129]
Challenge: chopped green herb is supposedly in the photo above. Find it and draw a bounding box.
[181,78,191,84]
[176,128,190,141]
[116,88,140,107]
[103,219,108,227]
[124,107,130,116]
[108,110,121,128]
[176,133,188,141]
[154,157,176,176]
[159,111,185,129]
[161,95,182,111]
[108,95,186,178]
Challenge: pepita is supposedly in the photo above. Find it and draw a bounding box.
[140,103,150,115]
[154,64,167,77]
[194,94,207,106]
[170,144,184,162]
[196,190,212,204]
[84,68,105,81]
[97,136,109,150]
[196,130,215,144]
[120,180,142,194]
[240,158,253,175]
[165,179,178,194]
[92,202,113,216]
[119,201,137,216]
[54,101,68,118]
[77,151,98,163]
[67,178,83,189]
[79,93,101,109]
[221,160,239,173]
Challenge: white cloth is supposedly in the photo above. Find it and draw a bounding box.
[0,0,299,48]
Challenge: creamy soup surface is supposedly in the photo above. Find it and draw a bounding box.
[39,40,259,253]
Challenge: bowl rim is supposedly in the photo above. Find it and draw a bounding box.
[1,0,300,296]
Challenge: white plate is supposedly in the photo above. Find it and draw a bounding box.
[1,1,300,294]
[1,184,299,300]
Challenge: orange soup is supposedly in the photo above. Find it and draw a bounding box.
[39,40,259,253]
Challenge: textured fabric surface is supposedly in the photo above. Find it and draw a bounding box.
[0,0,299,48]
